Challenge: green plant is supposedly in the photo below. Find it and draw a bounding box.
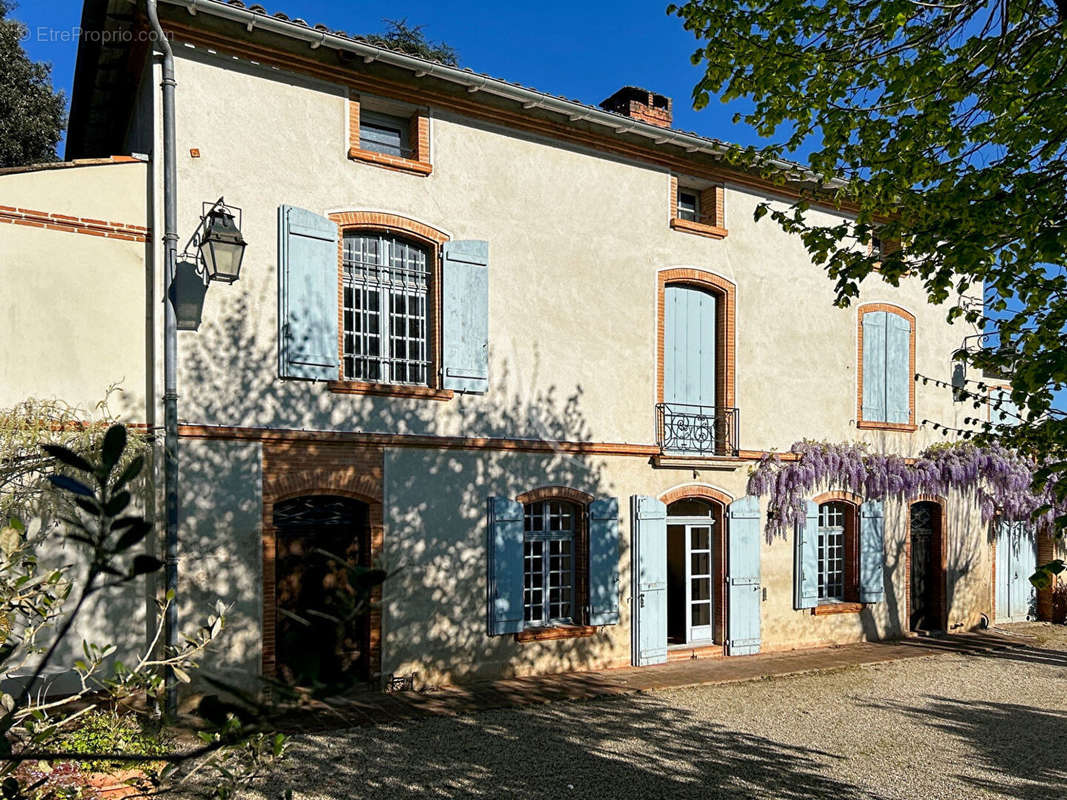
[54,710,166,775]
[0,423,286,799]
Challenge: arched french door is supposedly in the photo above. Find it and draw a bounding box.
[272,495,371,686]
[666,497,725,647]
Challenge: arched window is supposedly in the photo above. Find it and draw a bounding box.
[522,499,577,626]
[817,502,849,601]
[342,231,431,386]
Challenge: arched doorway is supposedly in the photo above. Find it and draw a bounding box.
[909,501,945,632]
[666,497,725,647]
[272,495,371,687]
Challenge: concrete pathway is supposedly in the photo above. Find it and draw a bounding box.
[279,632,1031,732]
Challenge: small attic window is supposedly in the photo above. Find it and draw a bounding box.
[359,111,411,158]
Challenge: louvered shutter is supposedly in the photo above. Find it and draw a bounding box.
[862,311,887,422]
[441,240,489,393]
[486,496,524,636]
[277,205,339,381]
[793,499,819,609]
[859,500,886,603]
[631,496,668,666]
[726,495,762,655]
[588,497,620,626]
[885,314,912,423]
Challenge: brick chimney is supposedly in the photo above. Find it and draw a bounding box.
[599,86,673,128]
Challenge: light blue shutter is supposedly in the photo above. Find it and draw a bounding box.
[631,496,667,666]
[277,205,339,381]
[727,495,761,655]
[862,311,887,422]
[992,388,1021,426]
[859,500,885,603]
[886,314,911,423]
[441,240,489,393]
[664,285,716,406]
[486,496,524,636]
[588,497,620,626]
[793,499,819,609]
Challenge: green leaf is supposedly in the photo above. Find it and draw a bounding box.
[114,455,145,490]
[130,555,164,576]
[103,490,131,516]
[48,474,94,497]
[101,424,127,471]
[113,520,151,552]
[0,528,19,556]
[41,444,95,474]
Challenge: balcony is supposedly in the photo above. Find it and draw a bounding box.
[655,403,740,458]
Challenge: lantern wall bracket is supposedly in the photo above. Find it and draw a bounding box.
[178,197,246,284]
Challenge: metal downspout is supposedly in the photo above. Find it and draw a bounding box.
[146,0,180,719]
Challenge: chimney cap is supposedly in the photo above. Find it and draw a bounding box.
[598,86,673,128]
[599,86,672,112]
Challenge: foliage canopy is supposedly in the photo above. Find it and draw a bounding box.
[362,18,459,66]
[669,0,1066,436]
[0,1,66,168]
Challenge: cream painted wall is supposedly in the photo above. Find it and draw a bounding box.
[168,46,977,455]
[0,162,149,416]
[149,45,1000,685]
[381,447,993,686]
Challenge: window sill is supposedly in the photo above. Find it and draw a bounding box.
[812,602,865,616]
[670,217,728,240]
[856,420,918,432]
[515,625,597,643]
[327,381,454,401]
[348,147,433,176]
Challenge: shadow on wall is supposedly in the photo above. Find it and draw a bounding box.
[871,695,1067,800]
[253,693,881,800]
[175,284,623,687]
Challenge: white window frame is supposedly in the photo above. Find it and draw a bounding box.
[522,500,576,627]
[677,189,700,222]
[342,231,430,386]
[817,502,847,601]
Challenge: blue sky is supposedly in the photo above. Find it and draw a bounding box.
[14,0,761,154]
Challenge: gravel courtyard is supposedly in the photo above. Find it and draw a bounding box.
[248,624,1067,800]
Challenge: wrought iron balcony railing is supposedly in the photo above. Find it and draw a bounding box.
[656,403,739,457]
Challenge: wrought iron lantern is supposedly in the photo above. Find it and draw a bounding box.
[196,200,246,283]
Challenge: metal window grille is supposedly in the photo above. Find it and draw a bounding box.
[522,500,575,626]
[678,190,699,222]
[817,502,846,600]
[342,232,430,386]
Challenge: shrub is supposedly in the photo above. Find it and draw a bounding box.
[54,710,166,775]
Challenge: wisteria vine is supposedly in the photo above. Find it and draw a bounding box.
[747,440,1064,539]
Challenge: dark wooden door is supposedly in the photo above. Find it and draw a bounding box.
[909,502,941,631]
[273,495,370,687]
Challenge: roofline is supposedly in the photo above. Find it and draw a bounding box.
[161,0,840,190]
[0,155,147,177]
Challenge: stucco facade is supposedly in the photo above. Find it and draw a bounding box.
[4,0,1050,692]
